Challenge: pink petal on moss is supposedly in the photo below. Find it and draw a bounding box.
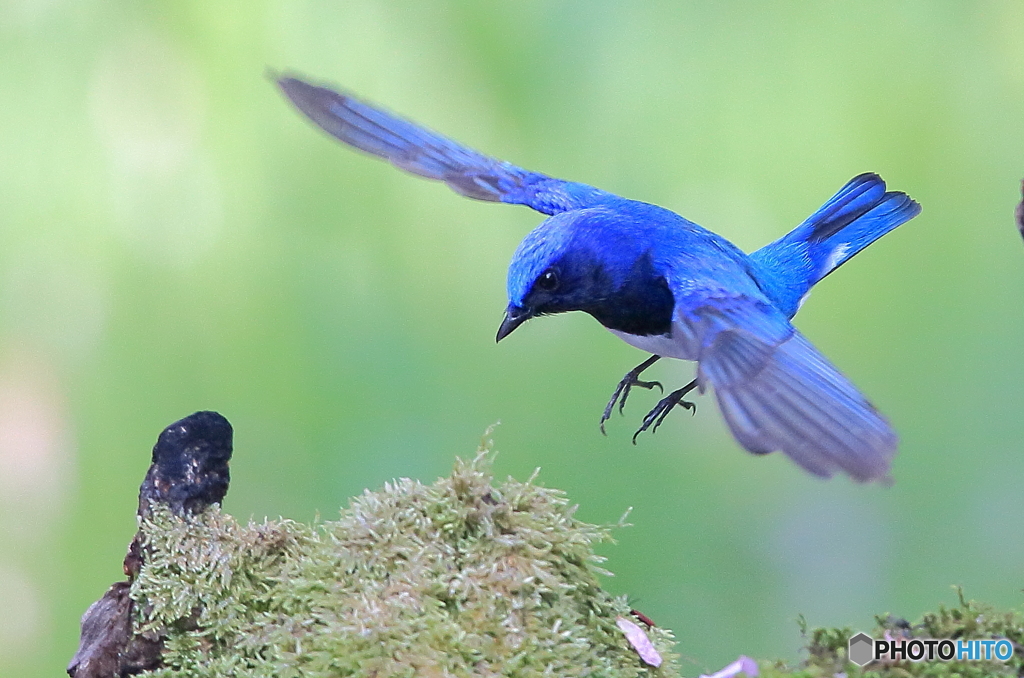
[616,615,662,667]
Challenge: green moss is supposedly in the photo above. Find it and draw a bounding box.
[128,435,1024,678]
[756,589,1024,678]
[130,441,680,677]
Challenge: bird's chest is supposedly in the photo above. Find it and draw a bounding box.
[607,321,698,361]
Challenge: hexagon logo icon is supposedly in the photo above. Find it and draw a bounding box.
[848,632,874,666]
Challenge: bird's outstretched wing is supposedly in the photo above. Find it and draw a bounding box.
[685,295,897,482]
[277,75,609,215]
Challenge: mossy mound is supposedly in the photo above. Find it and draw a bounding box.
[121,430,1024,678]
[129,444,680,677]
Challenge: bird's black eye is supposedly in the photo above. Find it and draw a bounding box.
[536,268,559,292]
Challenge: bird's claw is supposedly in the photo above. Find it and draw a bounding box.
[631,380,699,444]
[620,379,664,413]
[600,356,663,434]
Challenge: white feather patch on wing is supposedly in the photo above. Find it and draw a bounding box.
[823,242,851,273]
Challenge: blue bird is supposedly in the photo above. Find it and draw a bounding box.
[278,75,921,482]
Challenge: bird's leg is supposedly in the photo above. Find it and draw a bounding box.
[600,355,663,434]
[632,378,699,444]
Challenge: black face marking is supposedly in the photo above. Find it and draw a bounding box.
[586,256,674,336]
[520,250,674,337]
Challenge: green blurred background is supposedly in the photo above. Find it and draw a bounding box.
[2,1,1024,675]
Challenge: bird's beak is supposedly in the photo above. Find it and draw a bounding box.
[496,305,532,342]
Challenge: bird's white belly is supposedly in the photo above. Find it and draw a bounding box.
[608,321,698,361]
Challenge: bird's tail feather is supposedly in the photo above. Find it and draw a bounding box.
[700,328,897,482]
[750,173,920,315]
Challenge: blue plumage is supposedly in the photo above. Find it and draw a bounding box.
[750,174,920,317]
[278,75,921,482]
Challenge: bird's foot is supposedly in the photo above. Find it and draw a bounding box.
[600,356,662,434]
[632,379,699,444]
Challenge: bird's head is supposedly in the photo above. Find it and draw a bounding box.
[497,209,671,341]
[495,213,598,342]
